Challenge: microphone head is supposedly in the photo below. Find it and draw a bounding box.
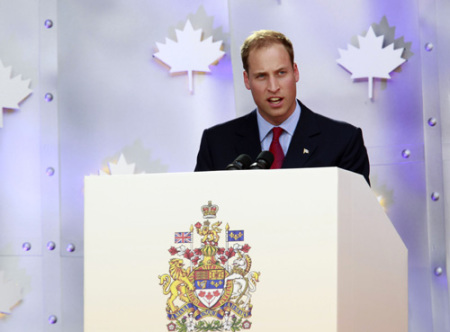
[258,150,274,166]
[249,151,274,169]
[226,154,252,170]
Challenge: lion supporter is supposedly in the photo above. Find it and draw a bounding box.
[194,30,370,185]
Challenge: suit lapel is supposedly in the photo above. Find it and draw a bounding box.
[283,101,320,168]
[234,110,262,159]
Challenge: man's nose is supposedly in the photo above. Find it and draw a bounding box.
[267,76,280,92]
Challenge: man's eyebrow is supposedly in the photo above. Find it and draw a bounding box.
[251,70,266,76]
[276,65,289,71]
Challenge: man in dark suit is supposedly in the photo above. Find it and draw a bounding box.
[195,30,370,185]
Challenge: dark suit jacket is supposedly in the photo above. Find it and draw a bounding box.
[195,100,370,184]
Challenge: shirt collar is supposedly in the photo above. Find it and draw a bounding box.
[257,101,301,142]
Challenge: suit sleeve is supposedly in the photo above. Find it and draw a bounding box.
[339,127,371,185]
[194,130,213,171]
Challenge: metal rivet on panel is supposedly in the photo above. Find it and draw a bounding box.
[47,241,56,251]
[44,19,53,29]
[66,243,76,252]
[46,167,55,176]
[22,242,32,251]
[428,117,437,127]
[424,42,434,51]
[48,315,58,324]
[434,267,443,276]
[401,149,411,159]
[45,93,54,102]
[431,192,440,201]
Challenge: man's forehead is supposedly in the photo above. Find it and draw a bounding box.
[247,47,293,72]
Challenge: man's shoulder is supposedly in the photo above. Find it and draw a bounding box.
[301,103,359,133]
[314,111,358,130]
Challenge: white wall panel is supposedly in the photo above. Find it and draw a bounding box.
[0,0,41,252]
[0,1,44,331]
[436,0,450,324]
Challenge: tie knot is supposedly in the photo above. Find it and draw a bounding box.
[272,127,283,141]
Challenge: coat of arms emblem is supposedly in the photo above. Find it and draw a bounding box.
[158,201,260,331]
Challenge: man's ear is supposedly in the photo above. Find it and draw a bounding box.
[293,63,300,83]
[243,70,251,90]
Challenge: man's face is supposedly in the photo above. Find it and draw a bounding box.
[243,43,299,126]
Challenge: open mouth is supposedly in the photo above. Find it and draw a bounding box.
[268,97,283,105]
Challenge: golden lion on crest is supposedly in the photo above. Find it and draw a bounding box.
[158,258,194,313]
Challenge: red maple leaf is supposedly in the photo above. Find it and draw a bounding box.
[213,290,220,297]
[168,247,178,255]
[195,222,202,229]
[206,293,214,300]
[184,249,194,260]
[217,247,225,255]
[225,248,235,258]
[198,291,206,297]
[219,256,228,265]
[242,244,251,253]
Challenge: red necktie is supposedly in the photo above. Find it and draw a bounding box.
[269,127,284,169]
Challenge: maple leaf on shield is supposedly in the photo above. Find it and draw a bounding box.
[0,60,32,128]
[0,271,22,315]
[337,26,406,99]
[154,19,225,93]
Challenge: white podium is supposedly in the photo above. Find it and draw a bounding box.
[84,167,407,332]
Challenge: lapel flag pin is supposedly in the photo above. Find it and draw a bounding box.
[303,148,309,154]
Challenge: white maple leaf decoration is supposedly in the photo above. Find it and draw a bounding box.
[154,20,225,93]
[0,60,32,127]
[0,271,22,315]
[99,154,137,176]
[337,26,406,99]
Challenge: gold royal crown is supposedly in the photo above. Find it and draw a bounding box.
[201,201,218,219]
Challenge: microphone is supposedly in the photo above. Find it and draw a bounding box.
[225,154,252,170]
[249,151,274,169]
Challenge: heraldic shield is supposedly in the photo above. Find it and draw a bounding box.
[191,265,230,308]
[158,201,260,331]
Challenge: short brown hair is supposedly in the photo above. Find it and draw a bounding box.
[240,30,295,73]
